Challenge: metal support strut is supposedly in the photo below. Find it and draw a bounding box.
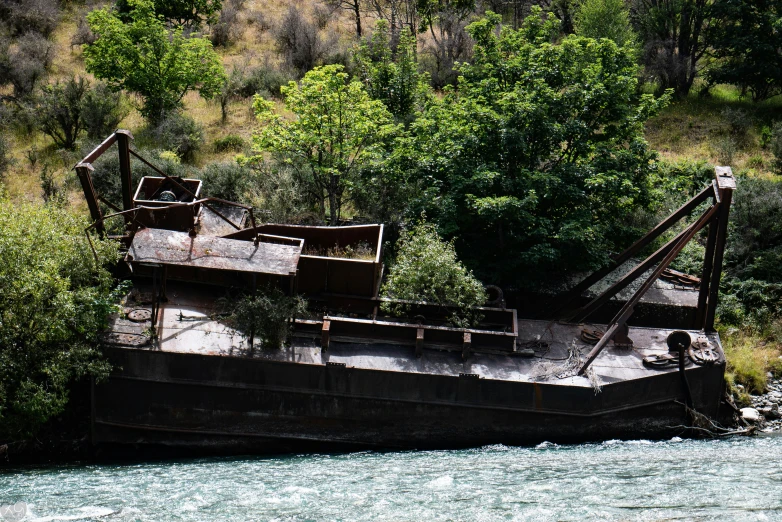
[576,168,735,376]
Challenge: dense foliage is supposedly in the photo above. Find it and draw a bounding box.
[253,64,399,224]
[115,0,222,29]
[706,0,782,101]
[85,0,226,123]
[630,0,711,97]
[407,10,669,284]
[0,197,121,441]
[574,0,637,50]
[381,221,487,327]
[222,288,308,349]
[354,20,430,124]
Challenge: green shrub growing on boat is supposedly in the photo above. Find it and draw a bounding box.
[381,221,487,328]
[223,287,307,349]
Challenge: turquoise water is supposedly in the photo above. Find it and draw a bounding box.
[2,435,782,521]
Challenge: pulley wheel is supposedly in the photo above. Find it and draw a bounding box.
[666,330,692,353]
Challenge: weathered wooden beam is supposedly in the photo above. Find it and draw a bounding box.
[321,320,331,351]
[578,203,720,375]
[116,130,134,213]
[705,167,736,331]
[462,332,472,360]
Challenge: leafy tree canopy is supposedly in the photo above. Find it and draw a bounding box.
[354,19,431,125]
[706,0,782,101]
[574,0,638,51]
[407,9,670,286]
[253,64,400,225]
[85,0,226,123]
[382,220,487,327]
[0,197,122,441]
[115,0,222,29]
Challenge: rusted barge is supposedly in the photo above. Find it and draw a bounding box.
[77,132,737,453]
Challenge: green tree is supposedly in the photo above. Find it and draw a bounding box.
[115,0,222,29]
[381,220,487,327]
[575,0,638,50]
[408,9,669,285]
[0,197,122,441]
[354,19,431,124]
[36,77,88,150]
[706,0,782,101]
[253,64,399,224]
[85,0,226,123]
[631,0,713,97]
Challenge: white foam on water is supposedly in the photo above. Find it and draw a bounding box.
[30,506,116,521]
[534,441,558,449]
[425,476,454,488]
[281,486,319,496]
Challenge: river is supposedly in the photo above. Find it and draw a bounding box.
[2,435,781,521]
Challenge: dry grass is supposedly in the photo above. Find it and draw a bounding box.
[645,84,782,174]
[720,327,782,397]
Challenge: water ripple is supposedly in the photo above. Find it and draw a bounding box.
[2,435,782,521]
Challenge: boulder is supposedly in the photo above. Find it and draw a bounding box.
[741,407,762,422]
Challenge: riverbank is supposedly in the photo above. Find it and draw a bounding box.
[742,375,782,432]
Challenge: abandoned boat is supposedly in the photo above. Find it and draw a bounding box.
[76,131,737,453]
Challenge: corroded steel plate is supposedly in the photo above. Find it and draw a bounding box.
[103,332,150,347]
[127,308,152,322]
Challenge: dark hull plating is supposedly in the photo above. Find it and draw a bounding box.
[92,347,726,454]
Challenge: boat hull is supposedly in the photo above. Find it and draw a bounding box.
[92,347,727,454]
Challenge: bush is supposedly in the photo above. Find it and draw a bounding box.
[1,0,60,37]
[274,5,333,77]
[381,221,487,327]
[213,134,246,152]
[248,10,272,35]
[82,83,130,140]
[726,176,782,282]
[574,0,637,49]
[71,13,96,48]
[152,112,204,162]
[721,107,753,142]
[198,161,254,201]
[0,133,11,179]
[419,11,472,89]
[221,287,307,349]
[0,32,54,98]
[245,162,308,223]
[0,198,121,440]
[210,0,243,47]
[313,4,333,29]
[238,63,292,98]
[36,77,88,150]
[653,159,714,198]
[770,122,782,174]
[116,0,223,29]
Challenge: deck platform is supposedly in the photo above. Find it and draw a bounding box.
[106,282,721,389]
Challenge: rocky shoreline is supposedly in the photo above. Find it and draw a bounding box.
[740,374,782,433]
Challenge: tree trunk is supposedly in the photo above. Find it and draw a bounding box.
[328,173,340,225]
[353,0,362,37]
